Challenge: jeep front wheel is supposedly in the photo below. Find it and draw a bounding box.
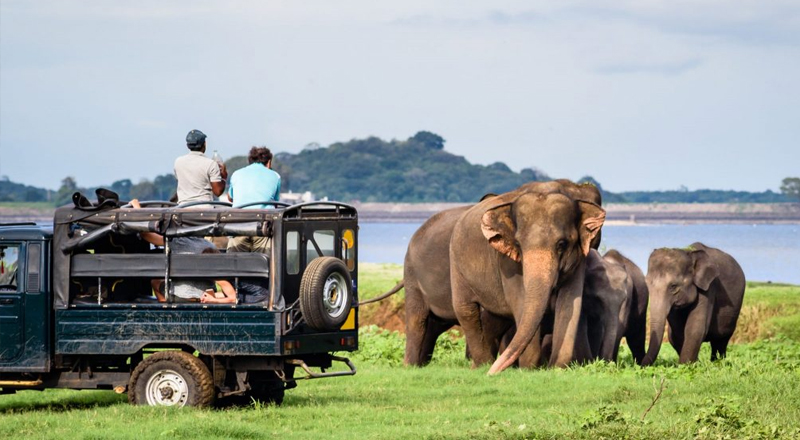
[299,257,353,331]
[128,351,214,408]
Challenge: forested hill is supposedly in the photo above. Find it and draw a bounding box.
[0,131,796,204]
[225,131,552,203]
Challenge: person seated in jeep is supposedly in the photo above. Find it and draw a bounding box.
[129,199,272,305]
[148,247,236,303]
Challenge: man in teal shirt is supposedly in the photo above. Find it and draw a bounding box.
[227,147,281,253]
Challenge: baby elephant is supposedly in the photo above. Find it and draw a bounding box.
[642,242,746,365]
[577,249,649,364]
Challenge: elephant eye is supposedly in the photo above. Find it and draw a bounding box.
[669,283,680,294]
[556,239,567,254]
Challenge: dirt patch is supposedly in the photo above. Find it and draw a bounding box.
[360,298,406,333]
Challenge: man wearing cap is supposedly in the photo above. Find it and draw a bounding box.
[174,129,228,204]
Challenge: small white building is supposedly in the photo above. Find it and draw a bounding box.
[280,191,321,204]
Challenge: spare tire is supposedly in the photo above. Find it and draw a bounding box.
[299,257,353,331]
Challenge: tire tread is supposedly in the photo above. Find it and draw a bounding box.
[299,257,352,331]
[128,350,214,407]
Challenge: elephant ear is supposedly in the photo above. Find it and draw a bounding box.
[692,250,718,291]
[577,201,606,257]
[481,198,520,262]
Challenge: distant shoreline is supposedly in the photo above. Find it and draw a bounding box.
[352,202,800,224]
[2,202,799,224]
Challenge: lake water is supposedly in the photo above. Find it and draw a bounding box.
[359,223,800,284]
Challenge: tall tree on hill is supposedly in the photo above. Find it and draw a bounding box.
[54,177,79,206]
[130,179,157,200]
[110,179,132,200]
[409,131,445,150]
[781,177,800,202]
[153,174,177,201]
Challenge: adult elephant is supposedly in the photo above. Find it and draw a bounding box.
[450,181,606,374]
[403,205,470,366]
[642,242,746,365]
[602,249,649,364]
[403,193,512,366]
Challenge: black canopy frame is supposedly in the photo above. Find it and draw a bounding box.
[52,202,358,309]
[53,205,278,309]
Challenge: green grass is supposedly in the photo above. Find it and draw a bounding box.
[358,262,404,302]
[735,282,800,342]
[0,202,55,210]
[1,269,798,439]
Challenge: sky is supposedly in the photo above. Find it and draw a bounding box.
[1,0,798,193]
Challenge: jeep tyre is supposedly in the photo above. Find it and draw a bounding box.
[299,257,353,331]
[248,371,286,406]
[128,351,214,408]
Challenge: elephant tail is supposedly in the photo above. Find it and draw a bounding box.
[357,281,404,306]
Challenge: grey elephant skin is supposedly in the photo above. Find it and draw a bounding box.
[403,180,601,368]
[499,248,648,366]
[576,249,632,363]
[450,181,605,374]
[601,249,649,364]
[642,242,746,365]
[403,205,470,366]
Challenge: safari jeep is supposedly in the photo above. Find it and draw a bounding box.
[0,198,359,407]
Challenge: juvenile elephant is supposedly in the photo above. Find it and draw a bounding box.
[450,181,606,374]
[602,249,649,364]
[577,249,632,363]
[642,242,746,365]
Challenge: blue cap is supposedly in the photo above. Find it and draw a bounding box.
[186,129,207,146]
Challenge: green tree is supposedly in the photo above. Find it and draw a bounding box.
[110,179,132,200]
[54,176,79,206]
[409,131,445,150]
[225,156,249,175]
[130,179,157,200]
[153,174,177,201]
[780,177,800,202]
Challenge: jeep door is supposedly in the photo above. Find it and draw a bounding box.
[0,242,23,362]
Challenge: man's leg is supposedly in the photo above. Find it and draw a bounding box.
[227,236,253,253]
[253,236,271,254]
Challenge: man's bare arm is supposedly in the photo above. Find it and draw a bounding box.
[211,180,226,197]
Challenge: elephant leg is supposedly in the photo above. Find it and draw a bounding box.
[404,284,432,366]
[540,334,553,363]
[452,275,494,367]
[480,310,514,358]
[517,327,543,368]
[710,337,729,361]
[624,321,647,365]
[418,316,453,365]
[573,313,594,364]
[667,309,688,359]
[677,301,710,364]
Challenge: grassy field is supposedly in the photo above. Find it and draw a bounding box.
[1,264,798,439]
[0,202,56,210]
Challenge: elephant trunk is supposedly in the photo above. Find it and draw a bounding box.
[488,253,556,375]
[642,296,670,366]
